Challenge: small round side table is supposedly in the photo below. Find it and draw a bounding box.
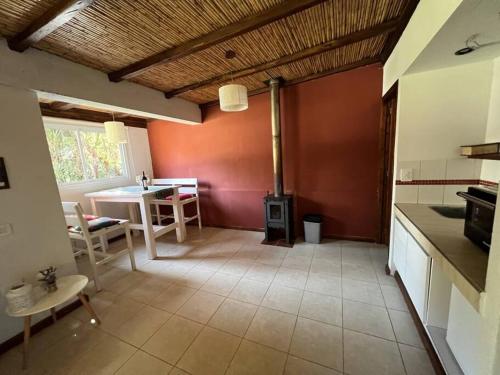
[5,275,100,369]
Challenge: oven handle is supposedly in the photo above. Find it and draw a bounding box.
[456,192,496,210]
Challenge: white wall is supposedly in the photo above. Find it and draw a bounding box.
[0,84,77,342]
[0,39,201,125]
[383,0,463,94]
[394,61,493,204]
[482,57,500,183]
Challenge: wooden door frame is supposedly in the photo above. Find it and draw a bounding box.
[377,81,398,244]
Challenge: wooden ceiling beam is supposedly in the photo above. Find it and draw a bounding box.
[108,0,329,82]
[201,56,381,108]
[39,103,148,128]
[8,0,94,52]
[165,19,398,99]
[50,101,76,111]
[380,0,420,63]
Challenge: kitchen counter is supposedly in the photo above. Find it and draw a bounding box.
[395,203,488,310]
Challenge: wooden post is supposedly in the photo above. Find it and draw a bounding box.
[23,316,31,369]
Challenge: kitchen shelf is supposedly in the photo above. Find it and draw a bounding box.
[461,142,500,160]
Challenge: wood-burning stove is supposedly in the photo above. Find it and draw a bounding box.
[262,78,294,245]
[264,194,294,245]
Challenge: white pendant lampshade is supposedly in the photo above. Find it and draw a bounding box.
[219,84,248,112]
[104,121,127,143]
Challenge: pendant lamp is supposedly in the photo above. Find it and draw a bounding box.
[104,113,127,144]
[219,50,248,112]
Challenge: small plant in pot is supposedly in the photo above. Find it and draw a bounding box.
[38,266,57,293]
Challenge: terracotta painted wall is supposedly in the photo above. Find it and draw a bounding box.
[148,64,383,240]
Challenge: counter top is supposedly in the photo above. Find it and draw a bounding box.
[395,204,488,306]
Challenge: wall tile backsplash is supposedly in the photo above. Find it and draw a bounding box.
[395,158,483,205]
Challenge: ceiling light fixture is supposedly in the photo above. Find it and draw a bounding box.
[104,113,127,143]
[219,50,248,112]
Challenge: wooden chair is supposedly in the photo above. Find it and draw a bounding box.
[151,178,202,230]
[62,202,136,291]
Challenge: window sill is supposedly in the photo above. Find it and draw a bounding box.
[58,176,131,193]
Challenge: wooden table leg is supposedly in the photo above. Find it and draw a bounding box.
[23,316,31,369]
[78,293,101,325]
[50,307,57,323]
[128,203,140,237]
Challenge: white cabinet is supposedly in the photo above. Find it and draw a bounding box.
[392,219,408,279]
[404,235,431,320]
[391,218,430,321]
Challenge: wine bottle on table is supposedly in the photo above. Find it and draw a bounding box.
[141,171,148,190]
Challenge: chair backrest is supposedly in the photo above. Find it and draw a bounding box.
[151,178,199,196]
[61,201,89,233]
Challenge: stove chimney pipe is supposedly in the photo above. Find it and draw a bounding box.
[269,78,284,197]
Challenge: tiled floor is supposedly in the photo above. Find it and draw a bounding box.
[0,227,435,375]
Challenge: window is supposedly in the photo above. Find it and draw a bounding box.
[44,121,128,185]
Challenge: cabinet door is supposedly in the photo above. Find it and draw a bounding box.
[392,219,408,279]
[405,235,431,321]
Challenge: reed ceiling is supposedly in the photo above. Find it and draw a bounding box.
[0,0,414,104]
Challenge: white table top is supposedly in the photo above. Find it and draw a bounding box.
[6,275,88,317]
[85,185,178,199]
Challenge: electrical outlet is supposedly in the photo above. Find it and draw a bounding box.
[400,168,413,182]
[0,223,12,238]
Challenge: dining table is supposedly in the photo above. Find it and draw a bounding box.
[85,185,186,259]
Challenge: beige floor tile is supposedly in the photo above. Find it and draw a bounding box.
[399,343,435,375]
[229,278,270,304]
[341,247,373,266]
[255,251,287,267]
[285,355,341,375]
[310,258,341,276]
[245,307,296,351]
[175,268,215,288]
[287,242,315,258]
[122,276,171,304]
[244,263,278,284]
[299,291,342,327]
[115,305,171,347]
[208,298,257,337]
[169,368,191,375]
[342,278,385,306]
[62,333,136,375]
[226,340,287,375]
[261,284,303,314]
[376,270,399,287]
[72,290,118,321]
[342,263,378,283]
[289,317,343,371]
[106,271,148,295]
[195,257,229,271]
[281,255,312,271]
[142,315,203,365]
[305,272,342,297]
[201,272,241,296]
[313,246,341,261]
[343,299,395,340]
[274,267,308,289]
[344,329,405,375]
[389,309,423,348]
[176,290,225,323]
[98,296,145,335]
[115,350,172,375]
[177,326,241,375]
[219,258,254,276]
[381,285,409,312]
[150,284,197,313]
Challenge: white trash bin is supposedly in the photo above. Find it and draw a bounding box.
[303,214,322,244]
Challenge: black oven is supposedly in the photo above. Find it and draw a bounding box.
[457,187,497,252]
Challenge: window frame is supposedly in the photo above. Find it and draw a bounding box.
[43,117,131,189]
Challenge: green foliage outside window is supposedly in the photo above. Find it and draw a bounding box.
[45,125,125,184]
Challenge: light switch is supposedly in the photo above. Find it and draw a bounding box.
[0,223,12,238]
[400,168,413,182]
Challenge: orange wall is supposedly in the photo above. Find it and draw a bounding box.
[148,64,383,240]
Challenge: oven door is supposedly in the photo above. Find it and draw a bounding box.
[457,192,495,251]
